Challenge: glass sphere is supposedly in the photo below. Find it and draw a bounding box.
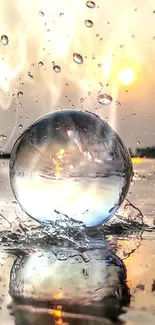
[10,110,132,227]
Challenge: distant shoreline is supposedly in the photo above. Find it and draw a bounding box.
[0,151,155,160]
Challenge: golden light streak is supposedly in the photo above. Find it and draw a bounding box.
[131,157,145,163]
[102,56,113,78]
[57,148,65,159]
[52,148,65,178]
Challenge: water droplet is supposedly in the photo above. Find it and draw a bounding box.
[98,63,102,67]
[97,94,113,105]
[115,101,121,105]
[73,53,83,64]
[60,13,64,17]
[28,71,33,79]
[71,104,75,109]
[84,20,93,28]
[10,110,132,227]
[17,91,23,98]
[153,10,155,14]
[137,141,140,146]
[0,135,7,141]
[53,65,61,73]
[38,61,44,66]
[132,113,137,118]
[12,200,17,205]
[39,11,44,17]
[80,98,84,103]
[18,125,23,129]
[1,35,9,46]
[86,1,96,8]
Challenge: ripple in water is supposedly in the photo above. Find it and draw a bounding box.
[9,110,132,227]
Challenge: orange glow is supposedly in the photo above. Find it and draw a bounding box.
[54,292,62,300]
[49,305,64,325]
[118,68,135,85]
[49,309,62,318]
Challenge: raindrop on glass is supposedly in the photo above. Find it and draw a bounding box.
[10,110,132,228]
[97,94,113,105]
[60,13,64,17]
[73,53,83,64]
[0,135,7,141]
[38,61,44,66]
[86,1,96,8]
[132,113,137,118]
[28,71,33,79]
[53,65,61,73]
[84,20,93,28]
[18,125,23,129]
[17,91,23,98]
[39,11,44,17]
[115,101,121,105]
[1,35,9,46]
[80,98,84,103]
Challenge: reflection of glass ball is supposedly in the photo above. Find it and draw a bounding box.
[10,247,130,321]
[10,110,132,227]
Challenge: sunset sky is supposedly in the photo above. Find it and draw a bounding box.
[0,0,155,152]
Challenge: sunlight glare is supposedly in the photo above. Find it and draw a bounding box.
[118,68,135,85]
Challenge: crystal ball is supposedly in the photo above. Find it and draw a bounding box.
[10,110,133,227]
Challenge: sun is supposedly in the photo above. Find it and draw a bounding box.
[118,68,135,85]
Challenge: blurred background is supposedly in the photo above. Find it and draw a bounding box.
[0,0,155,155]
